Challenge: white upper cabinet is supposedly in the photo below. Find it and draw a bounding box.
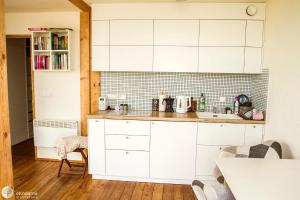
[198,47,244,73]
[246,20,264,47]
[110,20,153,45]
[244,47,262,73]
[110,46,153,71]
[153,46,198,72]
[154,20,199,46]
[92,20,109,45]
[92,46,109,71]
[199,20,246,46]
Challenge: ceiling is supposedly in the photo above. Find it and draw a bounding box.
[5,0,267,13]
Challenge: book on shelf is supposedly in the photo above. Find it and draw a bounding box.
[34,35,50,50]
[53,53,68,70]
[34,55,50,70]
[52,33,68,50]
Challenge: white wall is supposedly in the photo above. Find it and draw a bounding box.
[6,38,29,145]
[5,12,81,132]
[264,0,300,158]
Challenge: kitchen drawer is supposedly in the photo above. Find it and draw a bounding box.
[105,135,150,151]
[105,120,150,135]
[197,123,245,145]
[196,145,228,176]
[106,150,149,177]
[245,124,264,145]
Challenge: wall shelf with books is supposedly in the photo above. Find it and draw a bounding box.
[30,28,72,72]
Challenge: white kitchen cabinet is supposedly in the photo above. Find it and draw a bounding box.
[110,20,153,45]
[244,47,262,74]
[198,47,244,73]
[106,150,149,177]
[150,121,197,180]
[105,135,150,151]
[92,46,109,71]
[197,123,245,146]
[92,20,109,45]
[88,119,105,175]
[105,119,150,135]
[196,145,227,176]
[153,46,198,72]
[246,20,264,47]
[154,20,199,46]
[245,124,264,145]
[199,20,246,46]
[110,46,153,71]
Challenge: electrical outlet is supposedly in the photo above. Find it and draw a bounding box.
[219,96,226,103]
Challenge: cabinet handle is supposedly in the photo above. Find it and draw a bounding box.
[220,124,224,127]
[125,151,129,155]
[125,136,129,139]
[219,147,223,150]
[125,121,129,124]
[253,125,256,128]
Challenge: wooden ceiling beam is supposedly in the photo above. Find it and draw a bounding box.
[69,0,91,12]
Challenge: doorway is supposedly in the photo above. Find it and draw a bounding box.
[6,36,35,160]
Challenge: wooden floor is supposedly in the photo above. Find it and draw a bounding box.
[12,139,196,200]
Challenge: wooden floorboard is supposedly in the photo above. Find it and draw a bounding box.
[12,139,197,200]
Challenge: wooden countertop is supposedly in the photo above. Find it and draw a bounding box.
[88,111,265,124]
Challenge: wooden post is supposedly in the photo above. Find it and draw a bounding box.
[0,0,15,199]
[69,0,100,135]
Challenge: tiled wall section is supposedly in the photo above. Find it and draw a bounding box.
[251,69,269,111]
[101,70,269,112]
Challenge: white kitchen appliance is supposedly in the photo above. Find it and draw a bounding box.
[176,96,191,113]
[99,96,108,111]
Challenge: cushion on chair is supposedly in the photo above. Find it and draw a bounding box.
[192,180,235,200]
[56,136,88,159]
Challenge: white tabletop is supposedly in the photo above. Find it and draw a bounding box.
[216,158,300,200]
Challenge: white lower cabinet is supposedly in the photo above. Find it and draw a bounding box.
[106,150,149,177]
[150,121,197,180]
[88,119,105,175]
[89,118,264,183]
[196,145,227,176]
[245,124,264,145]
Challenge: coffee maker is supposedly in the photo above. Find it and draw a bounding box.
[163,96,175,112]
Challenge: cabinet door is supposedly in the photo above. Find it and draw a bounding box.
[199,20,246,46]
[246,20,264,47]
[198,47,244,73]
[110,20,153,45]
[153,46,198,72]
[154,20,199,46]
[244,47,262,74]
[88,119,105,175]
[245,124,264,145]
[150,121,197,180]
[106,150,149,177]
[196,145,227,176]
[92,46,109,71]
[92,20,109,45]
[197,123,245,146]
[110,46,153,71]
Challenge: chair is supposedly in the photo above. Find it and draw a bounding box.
[192,140,282,200]
[56,135,88,177]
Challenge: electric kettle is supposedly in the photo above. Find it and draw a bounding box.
[176,96,191,114]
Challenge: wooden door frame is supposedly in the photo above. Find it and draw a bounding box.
[0,0,15,198]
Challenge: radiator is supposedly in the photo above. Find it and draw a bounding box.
[33,119,78,148]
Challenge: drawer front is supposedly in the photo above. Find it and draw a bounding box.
[245,124,264,145]
[197,123,245,145]
[105,120,150,135]
[196,145,228,176]
[105,135,150,151]
[106,150,149,177]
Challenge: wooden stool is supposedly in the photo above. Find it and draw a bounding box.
[57,148,88,178]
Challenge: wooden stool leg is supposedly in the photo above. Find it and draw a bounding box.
[79,149,88,178]
[65,159,72,168]
[58,159,64,177]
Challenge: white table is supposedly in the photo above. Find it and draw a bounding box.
[216,158,300,200]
